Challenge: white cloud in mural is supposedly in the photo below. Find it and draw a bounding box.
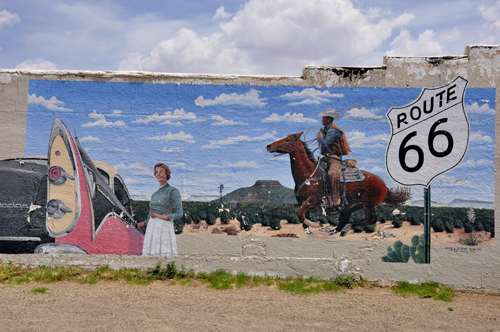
[210,115,248,126]
[82,110,127,127]
[170,163,195,170]
[386,29,444,57]
[0,9,20,29]
[345,107,384,120]
[118,0,414,75]
[434,174,474,187]
[466,102,495,114]
[79,135,101,142]
[346,129,389,148]
[459,158,494,167]
[469,131,493,143]
[110,147,131,152]
[269,155,289,162]
[28,94,72,111]
[163,147,183,152]
[16,58,58,70]
[202,131,278,149]
[261,112,316,123]
[142,131,195,143]
[114,162,151,175]
[195,89,267,107]
[108,110,122,117]
[360,158,381,164]
[280,88,344,106]
[205,160,260,168]
[133,108,198,124]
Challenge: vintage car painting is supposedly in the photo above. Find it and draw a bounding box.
[0,118,144,255]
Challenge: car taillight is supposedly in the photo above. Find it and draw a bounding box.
[49,166,62,181]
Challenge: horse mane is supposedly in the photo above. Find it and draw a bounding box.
[302,141,317,164]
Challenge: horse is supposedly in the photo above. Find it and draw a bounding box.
[266,132,410,236]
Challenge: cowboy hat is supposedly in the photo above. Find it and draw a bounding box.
[318,108,340,119]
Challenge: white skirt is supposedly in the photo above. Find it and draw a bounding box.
[142,217,178,257]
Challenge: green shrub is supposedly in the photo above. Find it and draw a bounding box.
[364,224,376,233]
[353,225,364,233]
[269,218,282,230]
[392,219,403,228]
[432,219,445,232]
[444,221,455,234]
[333,275,357,288]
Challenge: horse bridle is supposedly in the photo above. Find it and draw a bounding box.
[270,135,308,157]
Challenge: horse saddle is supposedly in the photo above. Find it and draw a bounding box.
[318,158,365,184]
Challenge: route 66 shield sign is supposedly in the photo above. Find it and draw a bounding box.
[385,76,470,187]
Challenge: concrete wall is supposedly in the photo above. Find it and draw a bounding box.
[0,45,498,292]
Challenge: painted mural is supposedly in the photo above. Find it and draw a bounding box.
[0,79,494,255]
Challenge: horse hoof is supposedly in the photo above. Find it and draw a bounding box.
[329,229,338,236]
[304,227,313,235]
[340,224,352,237]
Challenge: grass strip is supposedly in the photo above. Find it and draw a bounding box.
[0,261,457,301]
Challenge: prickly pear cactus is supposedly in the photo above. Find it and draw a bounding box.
[382,240,410,262]
[410,234,426,263]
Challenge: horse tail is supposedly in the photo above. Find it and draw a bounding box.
[384,186,412,206]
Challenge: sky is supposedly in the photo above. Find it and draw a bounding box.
[24,80,495,206]
[0,0,500,75]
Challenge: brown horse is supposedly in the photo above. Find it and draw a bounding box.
[266,132,410,236]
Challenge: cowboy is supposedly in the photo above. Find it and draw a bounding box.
[316,108,351,206]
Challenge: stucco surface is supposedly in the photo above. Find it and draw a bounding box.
[0,44,499,292]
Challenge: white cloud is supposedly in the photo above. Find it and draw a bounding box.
[386,29,444,56]
[280,88,344,106]
[460,158,494,167]
[16,58,58,70]
[163,147,183,152]
[28,94,72,111]
[202,131,278,149]
[470,131,493,143]
[133,108,197,124]
[118,0,414,75]
[206,160,260,168]
[82,110,127,127]
[210,115,248,126]
[262,112,317,123]
[440,27,461,43]
[141,131,195,143]
[170,163,195,170]
[110,148,130,152]
[269,155,289,162]
[346,129,389,148]
[108,110,122,117]
[0,9,20,29]
[114,162,151,175]
[345,107,384,119]
[79,135,101,142]
[466,102,495,114]
[478,2,500,43]
[213,6,232,21]
[195,89,266,107]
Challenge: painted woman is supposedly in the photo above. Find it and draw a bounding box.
[137,163,183,257]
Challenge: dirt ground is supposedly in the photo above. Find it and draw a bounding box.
[184,219,495,246]
[1,282,499,331]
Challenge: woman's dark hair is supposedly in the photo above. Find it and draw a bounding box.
[154,163,171,180]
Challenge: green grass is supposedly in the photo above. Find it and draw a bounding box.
[0,262,458,301]
[394,281,457,302]
[30,287,50,294]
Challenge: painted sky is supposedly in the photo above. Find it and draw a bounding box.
[25,80,495,205]
[0,0,499,75]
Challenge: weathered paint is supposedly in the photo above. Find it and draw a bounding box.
[0,45,498,292]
